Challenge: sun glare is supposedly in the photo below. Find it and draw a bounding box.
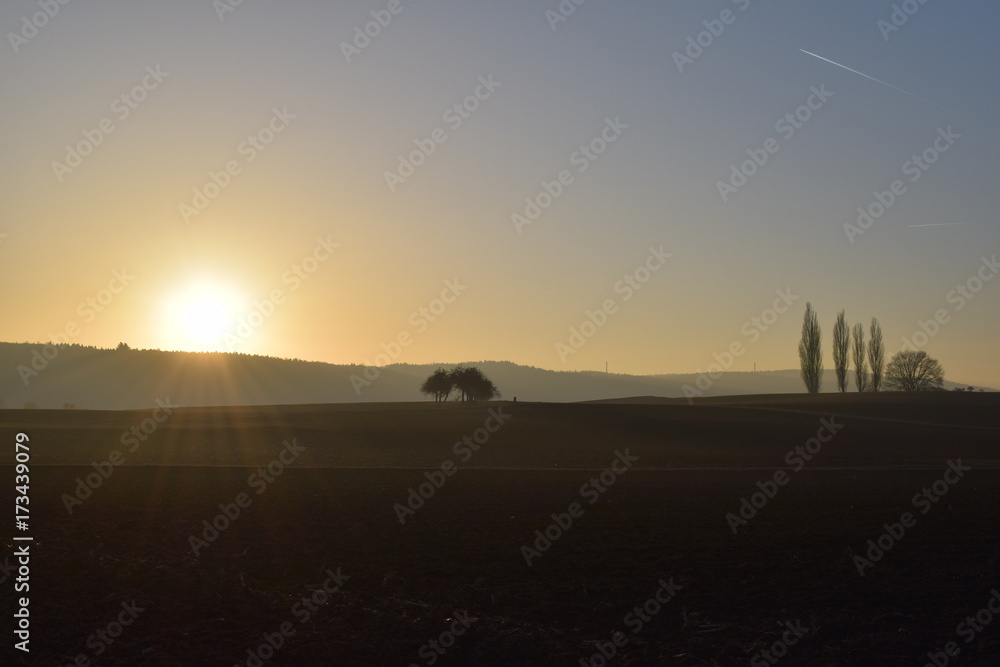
[164,282,244,352]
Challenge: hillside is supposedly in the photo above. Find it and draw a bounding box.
[0,342,990,410]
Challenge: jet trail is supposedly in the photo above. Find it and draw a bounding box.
[799,49,969,118]
[906,222,981,228]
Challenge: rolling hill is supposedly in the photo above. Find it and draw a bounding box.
[0,342,990,410]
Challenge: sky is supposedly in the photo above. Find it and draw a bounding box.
[2,0,998,388]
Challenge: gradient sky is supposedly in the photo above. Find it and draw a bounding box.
[2,0,999,387]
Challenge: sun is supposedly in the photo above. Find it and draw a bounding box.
[164,281,245,351]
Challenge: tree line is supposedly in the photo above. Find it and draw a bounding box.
[799,303,944,393]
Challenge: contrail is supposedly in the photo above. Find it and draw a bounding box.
[906,221,981,228]
[799,49,970,118]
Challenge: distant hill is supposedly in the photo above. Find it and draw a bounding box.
[0,342,991,410]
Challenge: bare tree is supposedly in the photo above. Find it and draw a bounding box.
[885,350,944,391]
[451,366,500,402]
[852,322,868,392]
[798,303,823,393]
[420,368,453,402]
[868,318,885,392]
[832,310,849,393]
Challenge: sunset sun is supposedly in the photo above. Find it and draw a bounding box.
[164,281,244,351]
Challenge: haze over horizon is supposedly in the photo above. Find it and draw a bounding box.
[3,0,998,387]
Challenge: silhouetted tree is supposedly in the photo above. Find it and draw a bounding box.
[832,310,849,393]
[868,318,885,392]
[420,368,453,402]
[421,366,501,402]
[447,365,468,402]
[852,322,868,392]
[449,366,500,402]
[885,350,944,391]
[798,303,823,393]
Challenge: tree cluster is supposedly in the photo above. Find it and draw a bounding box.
[420,365,501,402]
[799,304,942,393]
